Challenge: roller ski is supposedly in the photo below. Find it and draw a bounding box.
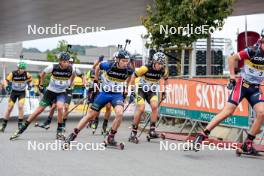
[10,130,21,140]
[236,139,264,158]
[128,130,139,144]
[56,127,66,140]
[103,133,124,150]
[236,148,264,158]
[10,123,29,140]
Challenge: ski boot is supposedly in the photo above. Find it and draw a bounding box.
[103,131,124,150]
[91,117,99,134]
[62,119,67,133]
[18,120,23,130]
[101,127,109,136]
[56,127,65,140]
[101,120,108,136]
[185,131,208,151]
[63,129,79,150]
[146,127,159,142]
[128,130,139,144]
[236,139,260,157]
[86,121,92,128]
[0,120,7,132]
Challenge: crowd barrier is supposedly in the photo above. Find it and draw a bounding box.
[157,77,264,144]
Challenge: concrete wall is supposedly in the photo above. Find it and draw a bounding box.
[85,46,118,62]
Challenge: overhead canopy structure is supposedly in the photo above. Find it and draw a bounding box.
[0,58,92,69]
[0,0,263,44]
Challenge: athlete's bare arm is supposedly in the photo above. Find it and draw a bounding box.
[92,59,100,70]
[228,53,240,80]
[94,65,100,82]
[39,72,46,86]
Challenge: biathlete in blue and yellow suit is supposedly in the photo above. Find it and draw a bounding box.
[0,61,32,132]
[65,50,134,145]
[86,55,112,134]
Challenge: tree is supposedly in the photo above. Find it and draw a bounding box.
[22,47,41,53]
[141,0,234,49]
[44,40,81,87]
[46,40,80,63]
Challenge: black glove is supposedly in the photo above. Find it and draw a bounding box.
[6,85,12,92]
[66,87,72,94]
[27,85,32,91]
[129,91,136,103]
[84,82,93,92]
[123,91,128,100]
[38,85,44,93]
[227,79,236,90]
[99,55,104,62]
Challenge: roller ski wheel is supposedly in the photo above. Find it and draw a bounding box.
[160,133,165,140]
[128,136,139,144]
[10,130,20,140]
[103,140,125,150]
[146,135,160,142]
[92,129,96,135]
[236,148,242,157]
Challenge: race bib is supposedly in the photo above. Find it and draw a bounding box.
[12,82,26,90]
[49,79,68,91]
[101,77,124,93]
[244,65,264,78]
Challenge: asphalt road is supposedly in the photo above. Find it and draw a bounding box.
[0,117,263,176]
